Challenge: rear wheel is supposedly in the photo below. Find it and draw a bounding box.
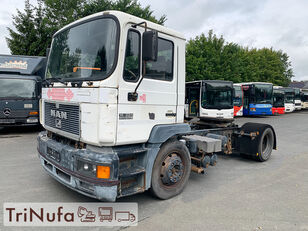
[150,140,191,199]
[256,128,274,162]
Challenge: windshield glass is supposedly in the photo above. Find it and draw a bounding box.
[302,94,308,102]
[0,79,36,99]
[254,84,273,104]
[233,85,242,106]
[294,89,301,100]
[284,92,295,103]
[46,18,118,81]
[201,82,233,109]
[273,91,284,107]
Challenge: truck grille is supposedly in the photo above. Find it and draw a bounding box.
[44,102,80,136]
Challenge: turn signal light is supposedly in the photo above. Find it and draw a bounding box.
[29,111,39,115]
[96,166,110,179]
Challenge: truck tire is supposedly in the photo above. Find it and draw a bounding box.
[150,140,191,200]
[256,128,274,162]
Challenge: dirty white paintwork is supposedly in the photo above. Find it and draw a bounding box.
[41,11,186,146]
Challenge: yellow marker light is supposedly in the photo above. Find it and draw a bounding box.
[29,111,39,115]
[96,166,110,179]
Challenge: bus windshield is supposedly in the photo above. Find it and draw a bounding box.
[294,89,301,100]
[0,79,36,99]
[273,91,285,107]
[254,84,273,104]
[201,82,233,109]
[284,92,295,103]
[46,17,118,81]
[233,85,242,106]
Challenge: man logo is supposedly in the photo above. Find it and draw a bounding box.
[3,108,11,116]
[55,119,62,128]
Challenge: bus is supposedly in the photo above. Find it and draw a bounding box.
[282,87,295,113]
[301,90,308,109]
[185,80,234,122]
[294,88,302,110]
[272,88,285,115]
[238,82,273,116]
[0,55,46,127]
[233,84,243,117]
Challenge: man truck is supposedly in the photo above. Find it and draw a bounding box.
[37,11,277,201]
[0,55,46,127]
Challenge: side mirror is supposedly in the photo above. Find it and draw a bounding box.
[46,48,50,57]
[142,30,158,62]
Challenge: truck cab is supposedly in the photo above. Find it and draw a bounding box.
[0,55,46,126]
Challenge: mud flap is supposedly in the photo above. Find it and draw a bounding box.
[234,122,277,156]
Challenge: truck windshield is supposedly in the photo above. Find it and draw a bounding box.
[273,91,284,107]
[233,85,242,106]
[254,84,273,104]
[46,18,118,81]
[201,82,233,109]
[0,79,36,99]
[284,92,295,103]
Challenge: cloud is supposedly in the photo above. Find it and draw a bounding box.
[140,0,308,81]
[1,0,307,80]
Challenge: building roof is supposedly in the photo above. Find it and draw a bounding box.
[289,81,308,89]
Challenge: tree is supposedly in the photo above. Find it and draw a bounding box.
[6,0,166,56]
[186,30,293,86]
[6,0,37,55]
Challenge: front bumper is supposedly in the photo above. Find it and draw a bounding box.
[37,131,119,201]
[0,117,39,126]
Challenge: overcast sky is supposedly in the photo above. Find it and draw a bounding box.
[1,0,307,80]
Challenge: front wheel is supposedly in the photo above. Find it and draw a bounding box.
[150,140,191,199]
[256,128,274,162]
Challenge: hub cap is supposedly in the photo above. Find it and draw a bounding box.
[160,153,184,186]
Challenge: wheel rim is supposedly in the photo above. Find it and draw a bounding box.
[160,153,184,186]
[261,132,273,159]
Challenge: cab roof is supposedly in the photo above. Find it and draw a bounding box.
[55,10,186,41]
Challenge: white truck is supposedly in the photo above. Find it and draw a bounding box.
[38,11,277,201]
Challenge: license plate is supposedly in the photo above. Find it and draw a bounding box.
[0,119,15,124]
[47,147,60,162]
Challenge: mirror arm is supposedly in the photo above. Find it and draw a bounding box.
[128,61,146,101]
[132,21,147,31]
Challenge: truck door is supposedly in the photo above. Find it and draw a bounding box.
[117,26,178,145]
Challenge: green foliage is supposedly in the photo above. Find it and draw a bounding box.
[6,0,166,56]
[186,30,293,86]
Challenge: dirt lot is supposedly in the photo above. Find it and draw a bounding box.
[1,111,308,231]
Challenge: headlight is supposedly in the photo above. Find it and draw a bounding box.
[76,160,110,179]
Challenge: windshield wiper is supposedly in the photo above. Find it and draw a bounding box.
[43,77,67,86]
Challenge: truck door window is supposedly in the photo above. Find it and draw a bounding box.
[123,30,140,82]
[144,38,174,81]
